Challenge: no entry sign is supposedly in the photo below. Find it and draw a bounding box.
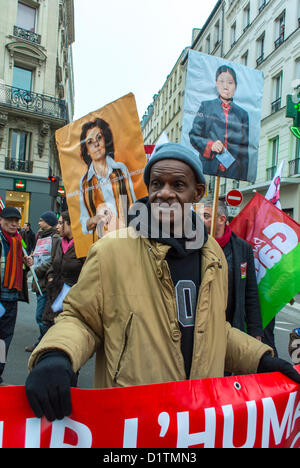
[226,190,243,207]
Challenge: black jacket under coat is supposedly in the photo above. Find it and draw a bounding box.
[224,231,263,337]
[43,241,85,324]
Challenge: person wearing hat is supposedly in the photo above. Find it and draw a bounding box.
[25,143,300,421]
[0,207,32,385]
[25,211,61,352]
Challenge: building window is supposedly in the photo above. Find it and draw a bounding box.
[266,137,279,179]
[242,50,248,66]
[256,32,265,65]
[274,11,285,49]
[271,73,282,113]
[214,21,220,47]
[244,3,250,31]
[231,22,236,46]
[295,59,300,80]
[13,66,33,91]
[206,35,211,54]
[17,2,37,32]
[270,136,279,168]
[9,130,31,162]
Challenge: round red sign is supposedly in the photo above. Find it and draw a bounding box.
[226,189,243,207]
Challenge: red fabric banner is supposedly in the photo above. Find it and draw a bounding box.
[0,367,300,448]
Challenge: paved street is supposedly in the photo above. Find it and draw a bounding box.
[2,288,95,388]
[1,286,299,387]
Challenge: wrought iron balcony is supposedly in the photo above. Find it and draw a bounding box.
[256,54,264,66]
[266,166,277,180]
[289,158,300,176]
[0,84,66,121]
[258,1,266,14]
[13,25,41,45]
[274,33,284,49]
[271,97,281,113]
[5,157,33,173]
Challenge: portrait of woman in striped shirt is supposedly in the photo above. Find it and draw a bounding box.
[79,118,136,239]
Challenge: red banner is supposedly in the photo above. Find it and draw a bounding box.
[0,368,300,448]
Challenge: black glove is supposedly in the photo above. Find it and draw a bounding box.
[258,353,300,384]
[25,351,78,421]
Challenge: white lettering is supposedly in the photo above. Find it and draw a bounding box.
[50,417,92,448]
[176,408,216,448]
[123,417,138,448]
[258,244,281,269]
[25,417,41,448]
[254,258,266,284]
[222,401,257,448]
[158,412,170,437]
[0,421,3,448]
[262,392,297,447]
[292,399,300,432]
[263,223,298,254]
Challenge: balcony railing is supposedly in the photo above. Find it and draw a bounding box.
[13,25,41,45]
[274,32,284,49]
[256,54,264,66]
[266,166,277,180]
[258,1,266,14]
[289,158,300,176]
[0,84,66,121]
[271,97,281,113]
[5,157,33,173]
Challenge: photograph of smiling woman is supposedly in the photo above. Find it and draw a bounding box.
[79,118,136,238]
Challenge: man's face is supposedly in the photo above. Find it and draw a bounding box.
[38,218,50,231]
[148,159,205,233]
[0,217,20,235]
[202,206,226,237]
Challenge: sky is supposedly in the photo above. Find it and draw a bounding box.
[72,0,217,122]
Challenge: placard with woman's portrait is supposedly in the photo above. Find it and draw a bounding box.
[55,93,147,258]
[181,50,264,183]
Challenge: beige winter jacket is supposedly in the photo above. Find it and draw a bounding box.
[29,227,272,387]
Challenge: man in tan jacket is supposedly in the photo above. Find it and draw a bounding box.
[25,143,300,421]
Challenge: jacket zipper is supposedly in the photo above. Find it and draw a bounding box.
[114,314,133,384]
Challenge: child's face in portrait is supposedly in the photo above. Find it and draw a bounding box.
[216,71,236,101]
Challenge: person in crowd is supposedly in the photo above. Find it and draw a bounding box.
[202,200,263,341]
[189,65,249,181]
[25,211,61,352]
[25,143,300,421]
[42,211,85,328]
[289,328,300,365]
[21,222,36,255]
[79,118,136,238]
[0,207,32,386]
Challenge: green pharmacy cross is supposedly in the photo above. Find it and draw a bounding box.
[286,94,300,139]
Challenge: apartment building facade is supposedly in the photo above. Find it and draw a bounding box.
[0,0,75,229]
[141,0,300,221]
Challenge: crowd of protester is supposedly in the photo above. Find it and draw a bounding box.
[0,143,299,422]
[0,208,85,385]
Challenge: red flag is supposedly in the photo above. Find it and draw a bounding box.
[230,193,300,327]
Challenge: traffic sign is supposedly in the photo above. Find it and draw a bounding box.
[226,189,243,207]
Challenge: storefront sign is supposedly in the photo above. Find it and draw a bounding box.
[13,178,26,191]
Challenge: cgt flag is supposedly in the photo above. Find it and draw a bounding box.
[230,193,300,329]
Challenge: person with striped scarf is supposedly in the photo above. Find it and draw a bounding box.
[0,207,31,386]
